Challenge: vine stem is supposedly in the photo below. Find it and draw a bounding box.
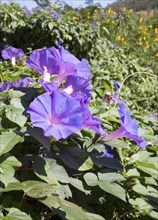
[114,71,158,108]
[19,192,26,209]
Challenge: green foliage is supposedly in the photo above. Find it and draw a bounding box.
[109,0,158,12]
[0,3,158,220]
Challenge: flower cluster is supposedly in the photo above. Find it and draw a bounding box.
[26,46,105,140]
[0,46,147,149]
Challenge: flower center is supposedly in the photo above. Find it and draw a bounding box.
[63,85,73,95]
[49,117,60,126]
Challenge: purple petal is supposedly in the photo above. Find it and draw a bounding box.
[76,59,93,79]
[82,104,105,135]
[103,102,147,149]
[64,75,92,103]
[26,48,59,77]
[27,90,82,140]
[2,46,24,60]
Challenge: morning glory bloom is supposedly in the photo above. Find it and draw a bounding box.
[50,46,92,85]
[82,104,105,135]
[12,77,34,88]
[42,75,92,103]
[1,46,24,66]
[103,91,115,105]
[0,81,12,91]
[41,80,58,93]
[26,48,59,81]
[114,81,120,90]
[53,12,60,19]
[63,75,92,103]
[92,23,97,28]
[103,102,147,149]
[100,144,116,158]
[27,90,82,140]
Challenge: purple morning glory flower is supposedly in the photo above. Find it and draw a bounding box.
[24,7,31,16]
[114,81,120,90]
[103,102,147,149]
[103,91,119,105]
[50,46,92,85]
[63,75,92,103]
[12,77,34,88]
[82,104,105,135]
[41,80,58,93]
[56,39,62,48]
[100,144,116,158]
[26,48,59,81]
[27,90,82,140]
[53,12,60,20]
[1,46,24,66]
[114,14,118,19]
[92,23,97,28]
[41,75,92,104]
[0,81,12,91]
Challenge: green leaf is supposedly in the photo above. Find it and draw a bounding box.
[23,181,57,199]
[98,173,126,201]
[39,195,61,209]
[78,157,93,171]
[5,98,27,127]
[59,200,88,220]
[84,173,98,186]
[0,131,23,156]
[27,127,50,148]
[33,156,61,186]
[3,208,32,220]
[0,156,21,187]
[48,22,53,30]
[85,212,105,220]
[8,89,25,99]
[59,147,93,171]
[70,177,90,195]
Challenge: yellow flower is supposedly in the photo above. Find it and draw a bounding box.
[121,37,125,42]
[146,44,150,49]
[155,28,158,34]
[148,24,152,29]
[154,38,158,42]
[112,20,115,24]
[139,17,143,24]
[87,16,90,19]
[139,38,142,42]
[129,9,133,13]
[100,9,104,13]
[94,9,97,13]
[155,52,158,57]
[139,42,143,45]
[143,36,146,40]
[123,7,126,11]
[72,16,78,20]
